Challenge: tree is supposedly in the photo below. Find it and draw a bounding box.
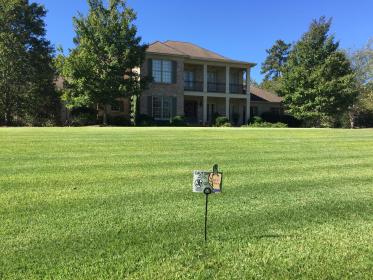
[261,40,291,81]
[348,39,373,127]
[58,0,147,125]
[279,17,357,127]
[0,0,58,126]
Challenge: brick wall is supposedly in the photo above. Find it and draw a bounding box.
[140,54,185,116]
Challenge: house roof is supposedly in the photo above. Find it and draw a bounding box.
[250,86,283,103]
[147,41,256,66]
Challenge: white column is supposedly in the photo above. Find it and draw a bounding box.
[203,64,208,92]
[225,97,230,119]
[225,66,230,94]
[245,67,251,123]
[203,95,207,125]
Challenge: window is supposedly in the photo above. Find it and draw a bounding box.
[207,72,217,83]
[184,71,195,88]
[152,96,162,118]
[111,101,124,112]
[152,59,173,84]
[230,71,239,84]
[151,96,175,120]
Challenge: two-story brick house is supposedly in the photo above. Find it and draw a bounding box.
[137,40,282,125]
[60,40,283,125]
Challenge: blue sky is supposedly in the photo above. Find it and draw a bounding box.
[35,0,373,82]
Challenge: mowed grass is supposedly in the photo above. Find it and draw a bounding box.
[1,127,373,279]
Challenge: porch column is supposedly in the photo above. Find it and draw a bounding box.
[225,97,230,119]
[203,64,208,92]
[225,66,230,94]
[245,67,251,123]
[203,95,207,125]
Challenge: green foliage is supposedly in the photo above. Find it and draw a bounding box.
[107,115,131,126]
[57,0,148,125]
[170,115,186,126]
[251,116,263,123]
[215,116,230,127]
[0,0,59,126]
[247,121,287,128]
[261,39,291,81]
[348,39,373,127]
[260,79,282,93]
[261,112,302,127]
[246,116,288,128]
[279,17,358,127]
[137,114,154,126]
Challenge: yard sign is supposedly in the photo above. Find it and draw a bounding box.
[193,164,222,242]
[192,168,222,193]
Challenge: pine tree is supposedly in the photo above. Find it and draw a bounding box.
[0,0,58,125]
[280,17,357,127]
[261,40,291,81]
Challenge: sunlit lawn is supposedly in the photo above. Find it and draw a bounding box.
[1,127,373,279]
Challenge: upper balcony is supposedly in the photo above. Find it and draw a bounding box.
[183,64,247,94]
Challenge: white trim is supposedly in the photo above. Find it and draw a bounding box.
[184,91,247,99]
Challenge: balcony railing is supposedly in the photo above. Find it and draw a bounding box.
[230,83,246,94]
[184,80,203,91]
[207,82,226,93]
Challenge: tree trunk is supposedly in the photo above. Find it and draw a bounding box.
[102,104,108,126]
[349,110,355,129]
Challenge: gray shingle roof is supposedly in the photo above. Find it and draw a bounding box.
[250,86,283,103]
[147,41,256,66]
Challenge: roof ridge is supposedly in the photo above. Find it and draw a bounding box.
[148,41,186,56]
[164,40,228,59]
[161,41,190,56]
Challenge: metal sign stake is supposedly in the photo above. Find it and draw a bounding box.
[204,187,211,242]
[193,164,222,243]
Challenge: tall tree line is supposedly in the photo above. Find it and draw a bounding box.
[0,0,59,126]
[1,0,147,126]
[260,17,370,128]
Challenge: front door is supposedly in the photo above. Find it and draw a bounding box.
[184,100,198,123]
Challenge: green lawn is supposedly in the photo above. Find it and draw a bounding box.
[1,127,373,279]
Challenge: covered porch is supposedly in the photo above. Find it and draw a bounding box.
[184,95,249,126]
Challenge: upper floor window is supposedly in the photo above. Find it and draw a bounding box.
[152,59,173,84]
[184,71,195,88]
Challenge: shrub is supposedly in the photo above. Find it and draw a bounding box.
[170,115,186,126]
[137,114,155,126]
[107,115,131,126]
[261,112,302,127]
[248,121,287,128]
[71,113,97,126]
[69,106,97,126]
[250,116,263,124]
[212,112,221,125]
[355,111,373,128]
[220,122,232,127]
[215,116,230,127]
